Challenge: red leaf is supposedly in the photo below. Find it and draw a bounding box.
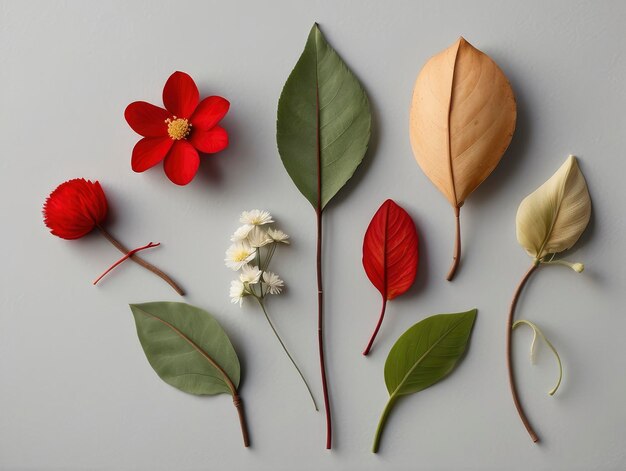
[362,199,419,355]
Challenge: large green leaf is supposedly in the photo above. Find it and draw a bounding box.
[372,309,477,452]
[277,23,371,209]
[130,302,240,396]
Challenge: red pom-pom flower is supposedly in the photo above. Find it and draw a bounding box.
[125,71,230,185]
[43,178,108,240]
[43,179,184,294]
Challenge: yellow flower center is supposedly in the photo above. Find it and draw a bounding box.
[165,117,191,140]
[233,249,251,262]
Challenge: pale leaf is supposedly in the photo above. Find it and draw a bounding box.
[516,155,591,259]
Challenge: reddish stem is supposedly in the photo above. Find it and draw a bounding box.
[507,262,540,443]
[363,298,388,356]
[96,226,184,296]
[316,208,332,450]
[93,242,160,285]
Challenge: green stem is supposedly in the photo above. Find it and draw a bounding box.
[256,299,318,411]
[372,395,398,453]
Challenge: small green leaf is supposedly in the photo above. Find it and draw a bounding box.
[277,23,371,209]
[130,302,240,396]
[373,309,477,452]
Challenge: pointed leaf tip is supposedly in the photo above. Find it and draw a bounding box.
[516,155,591,259]
[277,25,371,209]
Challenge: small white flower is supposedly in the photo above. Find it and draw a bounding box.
[239,265,262,284]
[229,280,246,307]
[267,227,290,244]
[225,241,255,271]
[240,210,273,226]
[263,271,284,295]
[247,226,273,248]
[231,224,254,242]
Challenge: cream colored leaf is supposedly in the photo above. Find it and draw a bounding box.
[516,155,591,259]
[409,37,517,207]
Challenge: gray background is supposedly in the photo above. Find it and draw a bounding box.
[1,0,625,470]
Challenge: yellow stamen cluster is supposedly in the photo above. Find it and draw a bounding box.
[165,116,191,140]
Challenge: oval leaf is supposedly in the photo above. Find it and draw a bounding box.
[384,309,477,396]
[372,309,477,452]
[130,302,240,396]
[409,37,516,207]
[361,200,419,355]
[516,155,591,259]
[409,37,516,280]
[277,23,371,210]
[363,199,419,300]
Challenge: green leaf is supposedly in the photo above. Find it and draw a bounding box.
[130,302,240,396]
[373,309,477,452]
[277,23,371,210]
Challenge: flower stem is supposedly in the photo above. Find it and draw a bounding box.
[372,394,398,453]
[507,262,540,443]
[446,206,461,281]
[363,298,388,356]
[256,299,318,411]
[93,241,160,285]
[316,208,332,449]
[96,226,184,296]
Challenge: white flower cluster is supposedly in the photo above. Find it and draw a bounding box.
[225,210,289,306]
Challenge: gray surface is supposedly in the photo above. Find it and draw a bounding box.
[1,0,625,470]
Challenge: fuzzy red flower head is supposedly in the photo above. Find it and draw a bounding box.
[43,179,108,240]
[125,71,230,186]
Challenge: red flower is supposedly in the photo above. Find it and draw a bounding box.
[43,178,108,239]
[43,178,184,294]
[125,71,230,186]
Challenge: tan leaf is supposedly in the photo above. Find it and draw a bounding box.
[409,37,517,279]
[516,155,591,260]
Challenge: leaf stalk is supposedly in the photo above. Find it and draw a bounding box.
[507,262,540,443]
[363,298,388,355]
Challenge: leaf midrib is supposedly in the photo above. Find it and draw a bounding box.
[535,163,573,259]
[389,316,467,398]
[133,305,237,395]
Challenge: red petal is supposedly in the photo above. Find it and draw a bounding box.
[189,126,228,154]
[131,137,173,172]
[363,199,419,300]
[191,96,230,130]
[164,140,200,185]
[124,101,170,137]
[43,179,108,240]
[162,71,199,118]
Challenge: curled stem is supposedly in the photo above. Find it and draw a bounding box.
[363,298,388,356]
[446,206,461,281]
[97,226,184,295]
[507,262,540,443]
[512,319,563,396]
[256,299,319,411]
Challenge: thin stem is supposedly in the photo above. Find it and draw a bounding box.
[372,394,398,453]
[97,225,184,296]
[446,206,461,281]
[512,319,563,396]
[363,298,388,356]
[507,262,540,443]
[232,395,250,447]
[317,208,332,450]
[256,299,318,411]
[93,242,160,285]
